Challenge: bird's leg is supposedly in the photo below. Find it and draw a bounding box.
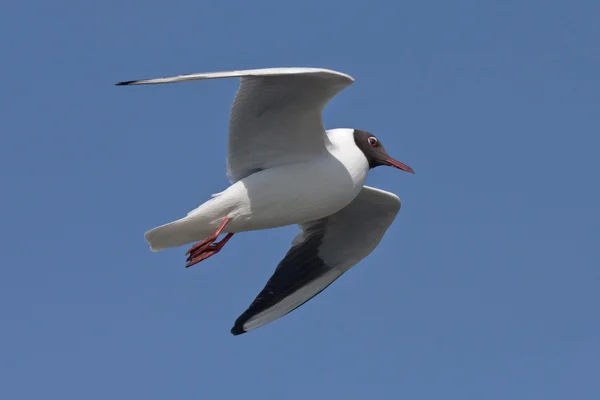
[185,218,234,268]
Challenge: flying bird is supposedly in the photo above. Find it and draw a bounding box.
[116,67,414,335]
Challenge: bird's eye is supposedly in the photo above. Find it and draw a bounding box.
[368,137,378,147]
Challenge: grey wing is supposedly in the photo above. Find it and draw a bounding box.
[231,186,402,335]
[115,67,355,182]
[227,68,354,181]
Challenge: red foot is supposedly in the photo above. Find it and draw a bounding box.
[185,218,234,268]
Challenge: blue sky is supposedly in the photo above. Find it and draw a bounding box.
[1,0,599,398]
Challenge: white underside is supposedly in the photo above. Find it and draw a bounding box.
[144,129,369,251]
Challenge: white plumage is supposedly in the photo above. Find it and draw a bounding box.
[116,67,414,335]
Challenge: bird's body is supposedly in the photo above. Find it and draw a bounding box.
[145,128,369,251]
[116,67,414,335]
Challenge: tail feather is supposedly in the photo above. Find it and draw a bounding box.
[144,216,213,252]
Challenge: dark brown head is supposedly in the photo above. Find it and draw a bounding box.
[353,129,415,173]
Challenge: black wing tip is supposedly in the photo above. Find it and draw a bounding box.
[115,80,138,86]
[230,323,247,336]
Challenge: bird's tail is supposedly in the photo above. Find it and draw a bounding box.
[144,216,214,252]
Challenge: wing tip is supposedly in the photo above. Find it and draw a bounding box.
[230,322,247,336]
[115,80,139,86]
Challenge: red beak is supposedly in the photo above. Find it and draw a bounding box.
[384,156,415,174]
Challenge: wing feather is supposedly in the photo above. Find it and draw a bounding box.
[116,67,355,181]
[231,186,401,335]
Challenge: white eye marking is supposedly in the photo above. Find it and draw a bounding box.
[368,137,378,147]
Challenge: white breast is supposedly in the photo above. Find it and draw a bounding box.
[204,129,369,233]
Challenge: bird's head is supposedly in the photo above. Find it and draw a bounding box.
[353,129,415,174]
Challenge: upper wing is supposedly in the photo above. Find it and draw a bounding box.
[116,67,355,182]
[231,186,402,335]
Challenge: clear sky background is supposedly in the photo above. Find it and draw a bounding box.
[1,0,598,399]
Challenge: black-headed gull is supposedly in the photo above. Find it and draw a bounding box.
[116,67,414,335]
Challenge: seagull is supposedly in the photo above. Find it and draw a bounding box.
[116,67,414,335]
